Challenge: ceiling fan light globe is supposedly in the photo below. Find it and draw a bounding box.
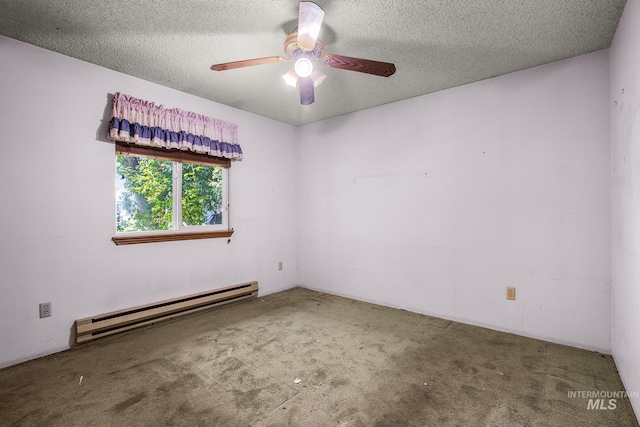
[294,57,313,78]
[282,69,298,87]
[311,69,327,88]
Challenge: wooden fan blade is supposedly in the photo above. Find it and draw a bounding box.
[299,76,315,105]
[210,56,287,71]
[322,54,396,77]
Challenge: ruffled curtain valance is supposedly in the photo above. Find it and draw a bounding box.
[108,92,242,161]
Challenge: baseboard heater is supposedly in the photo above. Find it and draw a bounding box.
[74,281,258,344]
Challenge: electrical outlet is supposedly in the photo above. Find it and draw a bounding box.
[506,287,516,301]
[39,302,52,318]
[278,261,283,271]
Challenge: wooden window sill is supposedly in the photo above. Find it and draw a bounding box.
[112,229,234,245]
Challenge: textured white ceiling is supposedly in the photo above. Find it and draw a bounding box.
[0,0,627,125]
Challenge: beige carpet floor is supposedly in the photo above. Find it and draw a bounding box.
[0,287,637,426]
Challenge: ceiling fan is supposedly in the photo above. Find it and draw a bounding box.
[210,1,396,105]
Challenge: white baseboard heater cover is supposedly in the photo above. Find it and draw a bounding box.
[74,281,258,344]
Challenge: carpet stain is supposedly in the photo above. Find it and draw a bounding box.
[112,391,147,413]
[483,362,496,370]
[329,377,350,388]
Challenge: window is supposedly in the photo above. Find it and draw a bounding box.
[112,143,233,245]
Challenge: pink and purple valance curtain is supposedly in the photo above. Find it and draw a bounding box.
[108,92,243,161]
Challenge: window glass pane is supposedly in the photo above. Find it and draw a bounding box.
[181,163,224,226]
[116,155,173,232]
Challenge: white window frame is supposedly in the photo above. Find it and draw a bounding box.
[172,160,229,233]
[113,150,233,245]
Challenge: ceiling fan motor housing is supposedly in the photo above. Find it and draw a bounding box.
[284,32,325,60]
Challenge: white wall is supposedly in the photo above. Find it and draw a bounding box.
[298,50,612,352]
[0,36,298,368]
[611,0,640,419]
[0,31,621,371]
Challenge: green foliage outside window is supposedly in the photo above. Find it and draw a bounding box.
[182,162,223,226]
[116,155,223,233]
